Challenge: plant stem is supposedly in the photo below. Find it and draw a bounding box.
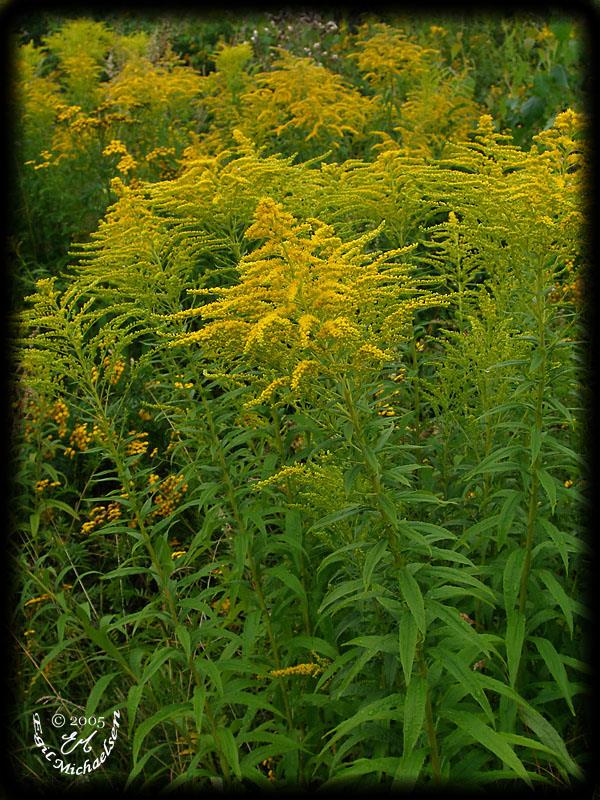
[518,261,547,615]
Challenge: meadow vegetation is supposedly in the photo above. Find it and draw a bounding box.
[11,11,589,789]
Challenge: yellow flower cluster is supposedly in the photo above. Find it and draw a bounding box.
[211,596,231,616]
[102,139,128,157]
[150,473,188,518]
[260,757,276,782]
[103,356,125,384]
[169,198,441,406]
[290,360,319,392]
[25,593,51,607]
[103,56,201,113]
[253,464,308,491]
[81,502,122,534]
[242,50,378,148]
[35,479,61,493]
[145,146,176,163]
[269,662,323,678]
[356,343,390,362]
[64,423,94,457]
[126,431,149,457]
[52,399,70,438]
[351,22,436,90]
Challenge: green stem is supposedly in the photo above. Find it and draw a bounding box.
[518,263,547,615]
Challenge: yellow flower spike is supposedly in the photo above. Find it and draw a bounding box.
[253,464,308,491]
[269,662,323,678]
[25,594,51,607]
[102,139,128,157]
[51,399,69,438]
[290,360,318,392]
[356,343,390,362]
[117,154,137,175]
[69,423,93,452]
[163,200,446,405]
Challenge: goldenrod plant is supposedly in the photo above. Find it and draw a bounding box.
[10,11,589,791]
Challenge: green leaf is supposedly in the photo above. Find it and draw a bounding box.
[364,445,380,476]
[74,605,138,681]
[439,649,494,723]
[531,637,575,715]
[192,685,204,735]
[425,566,496,603]
[217,727,242,780]
[530,428,543,466]
[518,702,583,779]
[399,610,418,686]
[321,694,405,753]
[505,610,526,687]
[391,748,427,788]
[318,579,363,614]
[310,505,365,532]
[132,702,192,764]
[101,566,151,580]
[405,520,457,542]
[317,542,367,576]
[497,490,523,549]
[288,635,338,661]
[42,498,78,518]
[140,647,181,687]
[475,667,580,778]
[398,566,426,635]
[444,710,532,785]
[127,683,144,738]
[29,512,40,538]
[269,565,307,602]
[430,601,493,656]
[362,539,388,589]
[465,445,520,480]
[403,675,426,757]
[195,657,224,697]
[394,490,454,505]
[536,569,573,636]
[503,548,525,614]
[428,546,474,566]
[538,518,570,574]
[323,757,401,784]
[378,493,399,527]
[84,672,119,719]
[538,469,557,514]
[216,691,283,718]
[332,647,380,699]
[344,634,397,653]
[458,515,501,548]
[175,625,192,660]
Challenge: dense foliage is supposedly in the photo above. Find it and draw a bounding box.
[11,12,590,790]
